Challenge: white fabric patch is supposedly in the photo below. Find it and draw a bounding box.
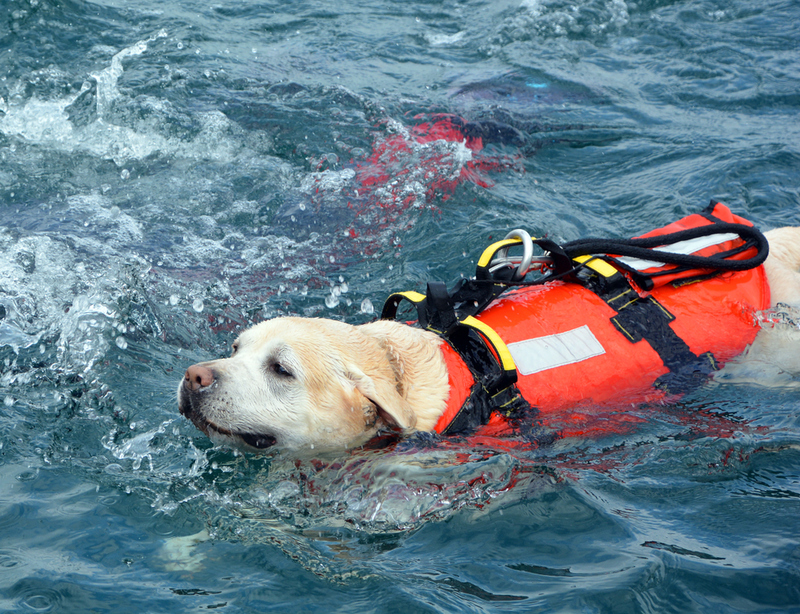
[507,325,606,376]
[616,232,739,271]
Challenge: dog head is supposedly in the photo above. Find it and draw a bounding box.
[178,317,418,452]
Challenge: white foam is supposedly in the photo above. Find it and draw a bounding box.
[300,168,356,194]
[425,31,467,47]
[0,224,147,374]
[90,31,167,118]
[0,30,248,166]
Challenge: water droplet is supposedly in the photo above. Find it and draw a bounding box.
[325,293,339,309]
[192,298,204,312]
[4,396,14,407]
[120,169,130,180]
[115,336,128,350]
[169,294,179,306]
[360,298,374,315]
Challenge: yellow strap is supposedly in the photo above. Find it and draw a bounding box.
[391,290,425,303]
[381,290,428,322]
[476,238,522,268]
[573,254,619,278]
[460,315,517,373]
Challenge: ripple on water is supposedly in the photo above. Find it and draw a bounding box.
[8,579,66,613]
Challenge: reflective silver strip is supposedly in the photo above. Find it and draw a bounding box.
[616,232,739,271]
[507,325,606,376]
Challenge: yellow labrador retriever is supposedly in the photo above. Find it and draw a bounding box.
[178,224,800,452]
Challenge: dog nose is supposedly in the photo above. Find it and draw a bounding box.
[184,364,215,391]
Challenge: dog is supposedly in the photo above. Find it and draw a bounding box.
[178,209,800,453]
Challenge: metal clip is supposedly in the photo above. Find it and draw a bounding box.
[489,229,552,281]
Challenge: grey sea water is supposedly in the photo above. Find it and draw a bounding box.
[1,0,799,611]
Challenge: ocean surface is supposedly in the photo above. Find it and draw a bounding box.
[1,0,799,611]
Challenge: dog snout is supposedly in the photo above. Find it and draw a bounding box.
[184,364,215,391]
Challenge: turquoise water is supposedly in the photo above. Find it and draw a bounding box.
[1,0,800,611]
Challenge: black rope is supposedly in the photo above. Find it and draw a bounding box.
[560,222,768,272]
[459,221,768,300]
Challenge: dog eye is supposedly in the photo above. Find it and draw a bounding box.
[271,361,294,378]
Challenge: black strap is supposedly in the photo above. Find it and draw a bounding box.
[381,284,531,435]
[438,326,530,435]
[579,270,717,394]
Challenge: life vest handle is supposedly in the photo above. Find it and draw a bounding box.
[478,229,537,281]
[476,230,574,283]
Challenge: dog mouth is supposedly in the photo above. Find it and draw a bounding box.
[200,417,278,450]
[179,392,278,450]
[237,432,278,449]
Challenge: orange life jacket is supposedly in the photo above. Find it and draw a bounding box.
[383,202,771,441]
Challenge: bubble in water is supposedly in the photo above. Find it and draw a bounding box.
[169,294,179,306]
[325,293,339,309]
[360,298,374,315]
[192,298,204,312]
[115,336,128,350]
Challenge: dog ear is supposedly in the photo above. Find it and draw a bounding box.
[345,364,417,431]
